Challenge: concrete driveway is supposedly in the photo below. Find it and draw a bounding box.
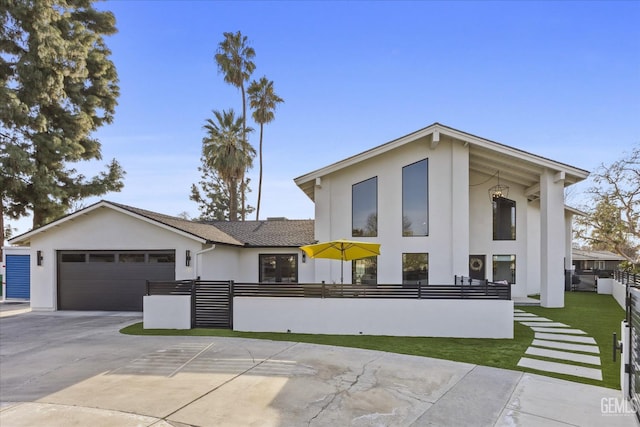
[0,308,637,427]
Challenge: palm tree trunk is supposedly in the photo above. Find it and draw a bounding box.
[240,83,247,220]
[256,124,264,221]
[230,178,239,221]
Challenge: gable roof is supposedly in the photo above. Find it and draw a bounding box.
[108,202,243,246]
[572,249,626,261]
[9,200,315,248]
[294,122,590,202]
[209,219,315,247]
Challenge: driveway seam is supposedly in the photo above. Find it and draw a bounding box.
[168,343,215,378]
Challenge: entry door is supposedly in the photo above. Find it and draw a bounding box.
[469,255,486,281]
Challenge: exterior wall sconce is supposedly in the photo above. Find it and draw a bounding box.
[302,252,306,263]
[488,171,509,202]
[37,250,43,266]
[186,250,191,267]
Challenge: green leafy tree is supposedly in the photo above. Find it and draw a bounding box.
[191,160,231,221]
[214,31,256,220]
[248,76,284,220]
[575,146,639,265]
[0,0,125,243]
[190,162,254,221]
[199,109,254,221]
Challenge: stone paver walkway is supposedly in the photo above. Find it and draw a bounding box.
[514,308,602,381]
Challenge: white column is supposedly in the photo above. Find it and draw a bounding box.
[565,211,573,270]
[451,142,470,277]
[540,170,566,307]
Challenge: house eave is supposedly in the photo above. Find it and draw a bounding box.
[294,122,590,202]
[8,200,210,246]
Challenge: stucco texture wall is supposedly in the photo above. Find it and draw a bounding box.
[27,206,202,310]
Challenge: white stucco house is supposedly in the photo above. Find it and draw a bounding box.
[295,122,589,308]
[9,122,588,318]
[8,202,315,311]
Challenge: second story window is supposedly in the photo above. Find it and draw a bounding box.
[352,177,377,237]
[493,197,516,240]
[402,159,428,236]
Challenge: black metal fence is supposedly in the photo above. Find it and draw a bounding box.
[234,279,511,300]
[146,277,511,328]
[146,280,233,328]
[616,270,640,287]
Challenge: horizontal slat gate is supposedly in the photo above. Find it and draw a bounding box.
[195,281,232,328]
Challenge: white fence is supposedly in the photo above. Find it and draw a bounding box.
[233,297,514,338]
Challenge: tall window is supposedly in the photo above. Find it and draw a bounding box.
[493,197,516,240]
[402,159,428,236]
[259,254,298,283]
[493,254,515,284]
[352,256,377,285]
[402,253,428,285]
[352,177,377,237]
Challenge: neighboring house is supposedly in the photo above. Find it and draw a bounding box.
[8,201,314,311]
[572,249,625,275]
[9,122,589,312]
[294,122,589,307]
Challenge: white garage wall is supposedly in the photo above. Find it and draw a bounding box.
[234,297,514,338]
[28,206,203,311]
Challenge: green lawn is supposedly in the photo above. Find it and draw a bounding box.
[121,292,625,389]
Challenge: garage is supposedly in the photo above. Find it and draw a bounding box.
[57,250,176,311]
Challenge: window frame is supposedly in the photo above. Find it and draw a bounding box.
[259,254,299,283]
[352,256,377,285]
[492,196,516,240]
[402,159,429,237]
[352,176,378,237]
[402,253,429,285]
[492,254,516,284]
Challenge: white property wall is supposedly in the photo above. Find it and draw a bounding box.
[143,295,191,329]
[234,297,514,338]
[597,278,627,310]
[27,206,203,311]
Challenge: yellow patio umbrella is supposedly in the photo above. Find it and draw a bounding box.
[300,239,381,284]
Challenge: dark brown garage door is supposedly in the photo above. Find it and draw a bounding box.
[57,250,176,311]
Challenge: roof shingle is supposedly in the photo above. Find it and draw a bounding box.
[111,202,314,247]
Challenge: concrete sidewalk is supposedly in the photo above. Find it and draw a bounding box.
[1,311,637,426]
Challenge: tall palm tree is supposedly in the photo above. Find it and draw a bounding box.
[248,76,284,221]
[202,109,254,221]
[215,31,256,220]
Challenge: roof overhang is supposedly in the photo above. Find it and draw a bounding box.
[565,205,587,217]
[294,123,590,202]
[8,200,208,246]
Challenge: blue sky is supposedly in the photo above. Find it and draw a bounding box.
[8,0,640,237]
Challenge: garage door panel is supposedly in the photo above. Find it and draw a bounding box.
[57,250,175,311]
